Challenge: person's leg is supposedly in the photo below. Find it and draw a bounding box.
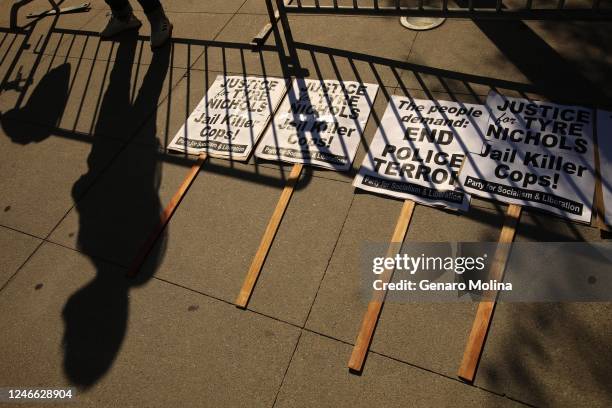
[104,0,132,19]
[134,0,161,14]
[136,0,172,48]
[101,0,142,38]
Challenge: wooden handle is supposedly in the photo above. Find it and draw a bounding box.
[127,153,207,278]
[593,134,609,230]
[457,203,522,382]
[235,163,304,308]
[348,200,416,372]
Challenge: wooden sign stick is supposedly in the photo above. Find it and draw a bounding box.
[348,199,416,373]
[592,128,610,231]
[457,203,522,382]
[235,163,304,308]
[127,153,208,278]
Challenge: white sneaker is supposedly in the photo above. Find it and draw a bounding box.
[148,11,172,48]
[100,13,142,38]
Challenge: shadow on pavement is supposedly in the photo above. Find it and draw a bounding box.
[0,5,610,400]
[61,33,169,388]
[1,62,70,143]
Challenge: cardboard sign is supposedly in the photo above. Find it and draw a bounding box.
[459,92,596,223]
[597,110,612,226]
[254,79,379,171]
[353,97,486,211]
[167,75,286,161]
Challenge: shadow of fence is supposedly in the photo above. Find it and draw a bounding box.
[0,8,610,395]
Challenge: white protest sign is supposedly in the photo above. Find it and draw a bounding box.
[597,110,612,226]
[353,97,485,211]
[254,79,379,171]
[167,75,286,161]
[459,92,596,223]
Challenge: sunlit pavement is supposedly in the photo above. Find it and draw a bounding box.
[0,1,611,406]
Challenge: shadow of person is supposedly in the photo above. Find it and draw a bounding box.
[0,62,71,144]
[62,33,171,389]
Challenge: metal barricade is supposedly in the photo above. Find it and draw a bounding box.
[280,0,612,20]
[263,0,612,75]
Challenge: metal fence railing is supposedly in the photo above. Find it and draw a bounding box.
[264,0,612,72]
[280,0,612,20]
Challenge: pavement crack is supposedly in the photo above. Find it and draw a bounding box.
[302,193,356,327]
[0,240,45,293]
[271,330,303,408]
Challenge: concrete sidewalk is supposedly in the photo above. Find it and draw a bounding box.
[0,1,611,406]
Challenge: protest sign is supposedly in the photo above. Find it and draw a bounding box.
[597,110,612,226]
[353,97,485,211]
[348,98,483,371]
[167,75,286,161]
[236,79,377,308]
[255,79,379,171]
[134,76,286,276]
[459,92,595,223]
